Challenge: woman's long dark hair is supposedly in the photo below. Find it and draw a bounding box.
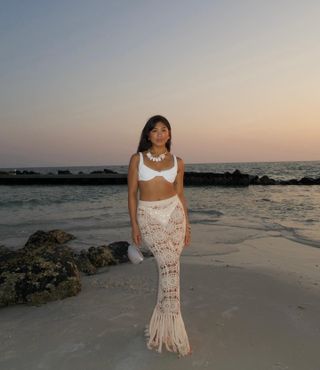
[137,115,172,153]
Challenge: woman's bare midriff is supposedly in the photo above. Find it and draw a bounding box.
[138,177,177,201]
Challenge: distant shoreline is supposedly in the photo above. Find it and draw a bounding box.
[1,171,320,186]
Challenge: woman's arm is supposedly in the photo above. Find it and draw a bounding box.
[174,157,191,246]
[127,153,142,246]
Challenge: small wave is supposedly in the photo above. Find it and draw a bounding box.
[0,199,42,207]
[0,198,76,207]
[282,232,320,249]
[189,209,224,217]
[0,196,110,208]
[191,219,219,225]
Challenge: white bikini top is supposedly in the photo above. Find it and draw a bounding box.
[138,152,178,183]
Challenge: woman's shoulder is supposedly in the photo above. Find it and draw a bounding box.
[174,154,183,163]
[131,151,145,157]
[129,152,141,164]
[174,155,184,172]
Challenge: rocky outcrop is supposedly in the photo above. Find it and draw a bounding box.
[249,175,320,185]
[58,170,72,175]
[297,176,319,185]
[1,170,319,186]
[73,241,152,274]
[25,229,75,247]
[249,175,277,185]
[184,170,251,186]
[89,169,118,174]
[16,170,40,175]
[0,230,81,307]
[0,173,126,185]
[0,230,152,307]
[74,245,118,275]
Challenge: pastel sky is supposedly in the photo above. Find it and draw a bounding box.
[1,0,319,167]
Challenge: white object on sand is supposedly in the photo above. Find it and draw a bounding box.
[128,244,144,264]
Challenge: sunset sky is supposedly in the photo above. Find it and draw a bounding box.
[1,0,319,167]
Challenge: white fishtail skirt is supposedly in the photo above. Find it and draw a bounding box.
[137,194,191,357]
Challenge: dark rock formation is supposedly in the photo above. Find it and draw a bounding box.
[104,169,118,174]
[0,230,153,306]
[25,229,75,247]
[299,177,318,185]
[184,170,251,186]
[254,175,277,185]
[1,169,319,186]
[16,170,40,175]
[74,246,117,275]
[58,170,72,175]
[90,169,118,174]
[0,245,13,258]
[278,179,300,185]
[74,250,97,275]
[248,175,259,184]
[0,230,81,307]
[107,241,132,263]
[0,173,127,185]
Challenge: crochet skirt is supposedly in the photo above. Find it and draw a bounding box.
[137,194,191,357]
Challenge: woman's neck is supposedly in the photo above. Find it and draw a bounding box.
[149,146,167,155]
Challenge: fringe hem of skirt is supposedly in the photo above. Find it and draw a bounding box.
[144,306,191,357]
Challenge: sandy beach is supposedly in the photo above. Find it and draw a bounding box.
[0,222,319,370]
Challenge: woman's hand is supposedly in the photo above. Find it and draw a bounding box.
[184,224,191,247]
[132,223,142,247]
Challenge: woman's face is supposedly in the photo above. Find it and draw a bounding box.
[148,122,170,146]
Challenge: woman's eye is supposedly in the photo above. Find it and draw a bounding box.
[151,127,167,133]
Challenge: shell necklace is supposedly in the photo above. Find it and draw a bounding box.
[146,150,168,162]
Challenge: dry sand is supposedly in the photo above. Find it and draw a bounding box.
[0,223,319,370]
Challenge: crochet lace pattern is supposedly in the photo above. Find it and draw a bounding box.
[137,195,191,357]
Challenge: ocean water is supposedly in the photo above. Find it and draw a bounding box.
[0,161,319,250]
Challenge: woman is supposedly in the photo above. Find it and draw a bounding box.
[127,115,192,357]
